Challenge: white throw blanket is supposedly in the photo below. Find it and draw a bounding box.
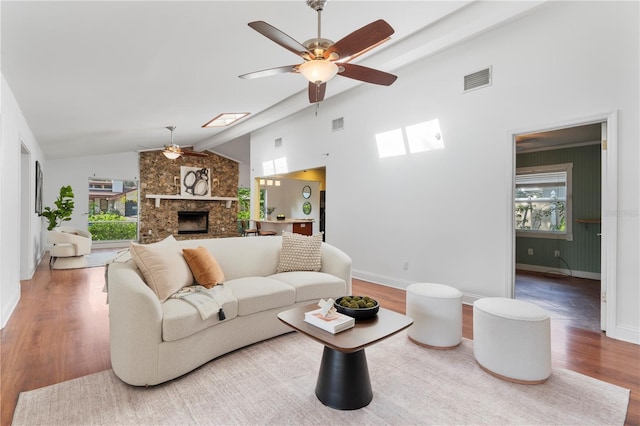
[171,285,232,320]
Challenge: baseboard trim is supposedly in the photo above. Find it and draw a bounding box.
[1,286,20,330]
[352,270,484,307]
[607,323,640,345]
[516,263,601,280]
[352,269,413,291]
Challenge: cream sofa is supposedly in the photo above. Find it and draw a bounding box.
[107,235,351,386]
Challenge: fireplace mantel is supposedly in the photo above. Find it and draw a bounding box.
[146,194,238,208]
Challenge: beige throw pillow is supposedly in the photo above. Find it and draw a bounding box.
[276,231,323,273]
[182,246,225,289]
[129,235,194,302]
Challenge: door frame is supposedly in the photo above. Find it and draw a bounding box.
[20,143,32,280]
[508,111,618,336]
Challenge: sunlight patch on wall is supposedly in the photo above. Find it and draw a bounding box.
[376,119,445,159]
[375,129,406,158]
[274,157,288,174]
[262,157,288,176]
[406,119,444,153]
[262,160,275,176]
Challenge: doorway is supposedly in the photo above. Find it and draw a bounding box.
[511,114,617,334]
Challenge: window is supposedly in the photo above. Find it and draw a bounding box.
[515,163,573,240]
[88,178,139,241]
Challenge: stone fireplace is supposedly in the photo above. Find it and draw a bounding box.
[138,149,239,243]
[178,211,209,234]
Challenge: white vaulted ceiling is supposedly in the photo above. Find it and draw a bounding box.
[2,1,548,161]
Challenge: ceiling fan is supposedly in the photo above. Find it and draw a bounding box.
[162,126,208,159]
[239,0,397,104]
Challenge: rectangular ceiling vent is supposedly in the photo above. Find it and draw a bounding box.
[274,137,283,148]
[464,66,492,92]
[332,117,344,132]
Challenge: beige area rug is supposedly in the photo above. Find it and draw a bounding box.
[52,251,117,270]
[13,331,629,425]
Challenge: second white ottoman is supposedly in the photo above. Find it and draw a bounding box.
[406,283,462,349]
[473,297,551,384]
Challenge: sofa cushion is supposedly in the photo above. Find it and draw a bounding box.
[270,271,348,302]
[224,277,296,316]
[129,236,194,302]
[182,246,225,288]
[162,292,239,342]
[276,231,323,273]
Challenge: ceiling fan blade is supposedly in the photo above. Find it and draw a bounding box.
[326,19,394,61]
[182,150,209,157]
[248,21,315,59]
[308,82,326,103]
[239,65,298,80]
[338,63,397,86]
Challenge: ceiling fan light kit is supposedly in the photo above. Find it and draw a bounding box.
[298,59,338,84]
[163,126,182,159]
[162,126,208,159]
[239,0,397,103]
[163,147,182,160]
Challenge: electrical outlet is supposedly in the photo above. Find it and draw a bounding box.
[527,248,534,255]
[402,261,409,270]
[554,250,560,258]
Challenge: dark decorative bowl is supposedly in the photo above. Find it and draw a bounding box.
[334,296,379,319]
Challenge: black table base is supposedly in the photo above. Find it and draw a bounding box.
[315,346,373,410]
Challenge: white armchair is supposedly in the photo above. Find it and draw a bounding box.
[48,227,92,263]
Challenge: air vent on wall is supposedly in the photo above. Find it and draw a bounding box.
[332,117,344,132]
[274,137,283,148]
[464,66,492,92]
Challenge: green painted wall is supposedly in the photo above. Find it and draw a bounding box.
[516,144,601,273]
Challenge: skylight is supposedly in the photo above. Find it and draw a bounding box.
[202,113,249,128]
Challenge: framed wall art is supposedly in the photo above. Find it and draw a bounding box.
[35,160,43,214]
[180,166,211,197]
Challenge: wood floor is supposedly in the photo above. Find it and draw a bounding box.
[515,270,602,332]
[1,257,638,425]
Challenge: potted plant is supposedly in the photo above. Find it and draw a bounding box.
[40,185,75,230]
[266,206,276,220]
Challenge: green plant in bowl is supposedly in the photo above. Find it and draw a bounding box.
[334,296,379,319]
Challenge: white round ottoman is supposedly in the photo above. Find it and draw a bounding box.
[473,297,551,384]
[406,283,462,349]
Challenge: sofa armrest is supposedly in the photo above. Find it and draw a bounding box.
[107,262,164,385]
[320,243,352,294]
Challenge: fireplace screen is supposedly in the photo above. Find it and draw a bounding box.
[178,211,209,234]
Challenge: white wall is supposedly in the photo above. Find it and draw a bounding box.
[250,2,639,343]
[1,75,46,327]
[44,152,138,231]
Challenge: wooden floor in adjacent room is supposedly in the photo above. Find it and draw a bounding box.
[1,256,638,425]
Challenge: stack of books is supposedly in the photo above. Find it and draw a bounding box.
[304,308,355,334]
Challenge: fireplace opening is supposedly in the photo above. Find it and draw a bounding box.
[178,211,209,234]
